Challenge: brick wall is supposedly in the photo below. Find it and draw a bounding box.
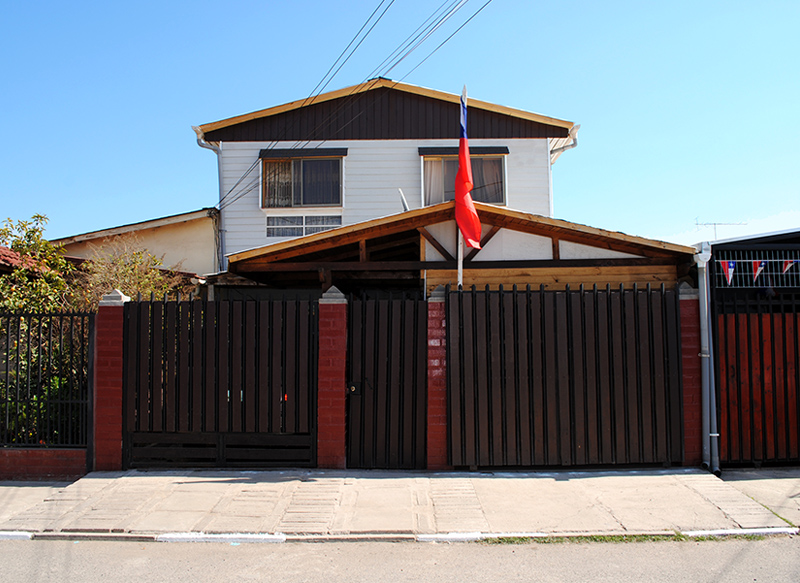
[93,301,126,471]
[427,295,450,470]
[680,296,703,466]
[0,449,87,481]
[316,292,347,468]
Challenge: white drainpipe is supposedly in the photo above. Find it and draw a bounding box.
[193,127,226,272]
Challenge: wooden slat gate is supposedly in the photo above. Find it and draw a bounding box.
[448,285,684,468]
[122,299,317,468]
[714,292,800,465]
[346,298,427,469]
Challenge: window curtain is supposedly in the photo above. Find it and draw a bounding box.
[299,159,340,206]
[478,158,504,203]
[263,160,292,207]
[424,159,444,205]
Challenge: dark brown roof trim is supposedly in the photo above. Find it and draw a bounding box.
[259,148,348,159]
[418,146,509,156]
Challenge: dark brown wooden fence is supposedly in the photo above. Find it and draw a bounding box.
[346,298,427,469]
[447,284,684,468]
[714,292,800,464]
[122,299,317,467]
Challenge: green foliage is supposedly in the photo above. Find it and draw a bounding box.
[69,235,194,310]
[0,214,73,312]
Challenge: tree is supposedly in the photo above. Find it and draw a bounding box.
[69,234,194,310]
[0,214,73,312]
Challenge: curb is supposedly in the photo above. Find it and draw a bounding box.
[1,527,796,543]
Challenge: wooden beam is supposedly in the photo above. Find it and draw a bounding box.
[359,239,367,262]
[552,236,560,260]
[466,225,502,261]
[418,227,455,261]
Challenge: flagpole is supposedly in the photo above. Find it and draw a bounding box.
[457,230,464,288]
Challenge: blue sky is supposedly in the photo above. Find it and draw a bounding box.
[2,1,798,245]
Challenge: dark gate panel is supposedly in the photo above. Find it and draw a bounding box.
[347,298,427,469]
[122,299,317,467]
[714,292,800,465]
[448,285,684,468]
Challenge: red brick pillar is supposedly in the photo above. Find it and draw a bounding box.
[93,289,129,471]
[317,287,348,468]
[680,289,703,466]
[427,286,451,470]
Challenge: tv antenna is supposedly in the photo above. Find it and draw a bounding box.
[695,218,747,240]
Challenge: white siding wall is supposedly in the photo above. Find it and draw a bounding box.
[218,139,552,256]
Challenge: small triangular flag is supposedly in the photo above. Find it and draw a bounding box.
[783,260,798,274]
[721,260,736,285]
[752,259,767,281]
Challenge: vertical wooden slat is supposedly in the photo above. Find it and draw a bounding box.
[489,292,504,465]
[570,290,586,466]
[555,292,571,465]
[228,301,242,433]
[415,302,428,467]
[270,302,283,434]
[283,301,297,434]
[530,290,546,465]
[649,292,668,462]
[388,301,402,467]
[164,302,177,432]
[191,302,203,432]
[609,289,626,463]
[502,291,518,465]
[296,301,311,434]
[258,302,270,433]
[622,290,640,463]
[204,301,217,432]
[786,314,798,459]
[151,303,164,432]
[516,293,532,465]
[242,301,257,432]
[401,300,415,468]
[664,291,683,463]
[217,302,230,433]
[448,292,463,466]
[177,302,191,432]
[124,306,138,434]
[761,313,775,460]
[137,302,151,432]
[637,290,654,462]
[772,313,786,460]
[542,291,559,465]
[583,292,599,464]
[474,291,490,466]
[362,300,377,466]
[375,300,389,467]
[348,299,364,467]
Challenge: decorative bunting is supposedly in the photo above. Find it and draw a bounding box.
[783,259,798,274]
[721,260,736,285]
[752,259,767,281]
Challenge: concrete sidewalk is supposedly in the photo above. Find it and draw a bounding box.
[1,468,798,542]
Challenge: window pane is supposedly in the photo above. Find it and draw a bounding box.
[267,216,303,226]
[471,158,504,203]
[443,159,458,202]
[301,159,340,206]
[263,161,293,207]
[305,216,342,226]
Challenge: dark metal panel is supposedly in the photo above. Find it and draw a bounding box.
[204,88,570,142]
[217,302,230,433]
[164,302,177,433]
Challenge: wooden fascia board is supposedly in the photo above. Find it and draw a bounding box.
[473,203,696,258]
[52,209,215,245]
[197,79,574,136]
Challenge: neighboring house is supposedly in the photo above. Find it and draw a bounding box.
[0,246,22,274]
[194,78,579,266]
[698,228,800,467]
[52,208,221,277]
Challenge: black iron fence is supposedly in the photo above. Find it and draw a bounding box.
[0,312,94,447]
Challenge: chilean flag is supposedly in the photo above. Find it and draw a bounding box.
[721,260,736,285]
[752,259,767,281]
[455,86,482,249]
[784,260,798,274]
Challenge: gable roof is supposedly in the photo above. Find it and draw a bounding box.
[228,202,694,273]
[196,78,575,144]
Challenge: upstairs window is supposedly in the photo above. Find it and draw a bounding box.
[420,147,507,206]
[260,148,346,208]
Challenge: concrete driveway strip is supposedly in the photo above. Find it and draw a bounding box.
[722,469,800,527]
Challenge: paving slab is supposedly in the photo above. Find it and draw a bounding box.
[722,468,800,527]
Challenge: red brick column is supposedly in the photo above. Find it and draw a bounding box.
[317,287,347,468]
[427,287,451,470]
[93,290,129,471]
[680,292,703,466]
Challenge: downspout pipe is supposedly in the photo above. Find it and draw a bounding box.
[550,124,581,157]
[193,127,226,272]
[694,242,720,475]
